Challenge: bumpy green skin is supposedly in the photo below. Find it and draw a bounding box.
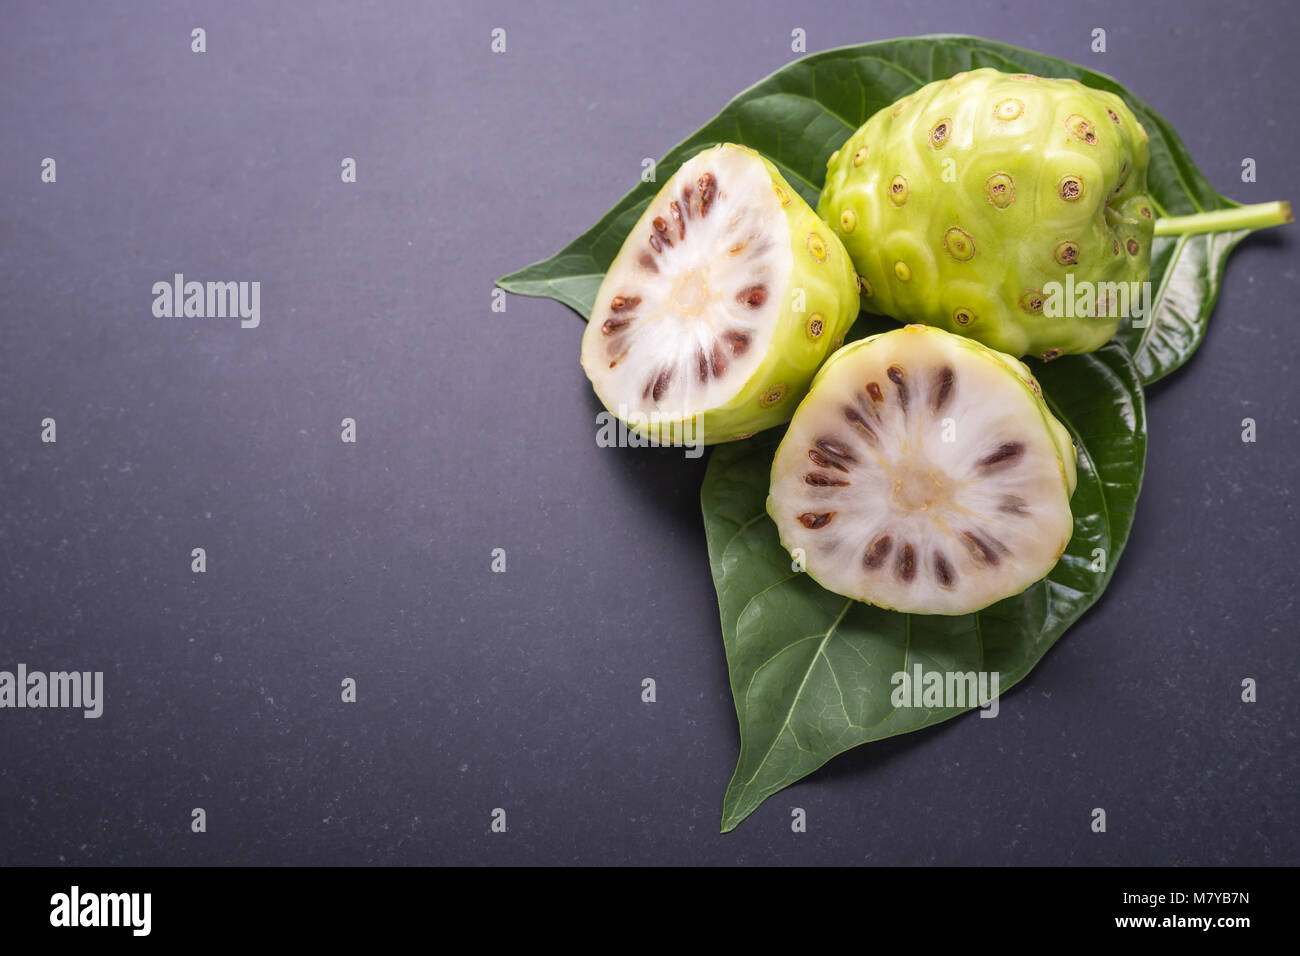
[692,148,861,442]
[818,69,1154,359]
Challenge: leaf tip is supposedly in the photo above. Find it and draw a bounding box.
[719,793,757,834]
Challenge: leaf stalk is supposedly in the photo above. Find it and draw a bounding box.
[1153,201,1293,237]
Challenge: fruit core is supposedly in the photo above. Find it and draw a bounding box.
[667,267,713,322]
[890,456,952,513]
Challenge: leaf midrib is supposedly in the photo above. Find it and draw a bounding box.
[737,599,854,790]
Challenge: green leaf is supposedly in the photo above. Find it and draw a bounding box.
[1113,228,1252,385]
[703,343,1147,831]
[497,34,1288,383]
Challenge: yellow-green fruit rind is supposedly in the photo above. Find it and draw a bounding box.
[818,68,1154,359]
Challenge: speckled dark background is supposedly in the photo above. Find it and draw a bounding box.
[0,0,1296,866]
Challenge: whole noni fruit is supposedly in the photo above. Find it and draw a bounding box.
[819,68,1154,360]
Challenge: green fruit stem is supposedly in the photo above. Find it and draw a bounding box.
[1154,201,1293,237]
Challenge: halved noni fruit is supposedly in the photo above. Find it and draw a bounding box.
[767,325,1077,615]
[581,144,860,445]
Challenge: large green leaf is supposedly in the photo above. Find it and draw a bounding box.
[497,34,1288,383]
[703,342,1146,831]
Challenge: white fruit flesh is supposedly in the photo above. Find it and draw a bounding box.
[769,327,1075,615]
[581,148,792,423]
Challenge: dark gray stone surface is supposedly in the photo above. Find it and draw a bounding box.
[0,0,1295,865]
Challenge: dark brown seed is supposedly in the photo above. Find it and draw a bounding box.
[681,185,693,217]
[815,438,856,464]
[723,330,751,357]
[652,217,673,248]
[999,494,1029,515]
[736,285,768,308]
[931,365,954,412]
[649,234,662,253]
[709,344,726,378]
[863,534,893,569]
[610,295,641,311]
[697,173,717,217]
[638,253,658,274]
[896,542,917,582]
[978,442,1024,469]
[805,473,850,487]
[696,349,709,383]
[669,201,685,240]
[646,368,673,403]
[798,512,834,530]
[866,382,884,403]
[843,407,878,444]
[934,552,955,588]
[807,449,848,472]
[887,365,908,409]
[961,531,1001,566]
[601,316,631,335]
